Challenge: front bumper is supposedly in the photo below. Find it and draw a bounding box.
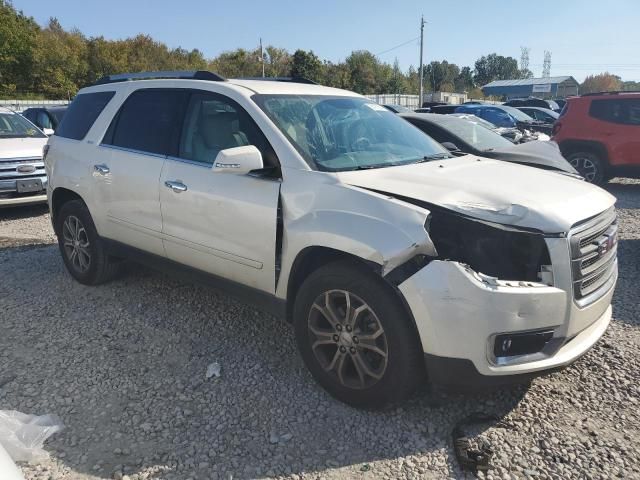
[0,175,48,208]
[399,259,615,383]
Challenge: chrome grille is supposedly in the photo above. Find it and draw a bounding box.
[569,208,618,303]
[0,156,45,180]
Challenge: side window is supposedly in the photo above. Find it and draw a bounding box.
[628,100,640,126]
[482,109,514,128]
[37,111,53,129]
[178,91,278,167]
[104,89,187,156]
[56,91,115,140]
[589,99,639,125]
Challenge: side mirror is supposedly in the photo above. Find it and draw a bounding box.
[43,128,54,136]
[441,142,460,152]
[212,145,264,175]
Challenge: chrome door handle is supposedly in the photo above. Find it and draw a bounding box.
[164,180,188,193]
[94,164,110,175]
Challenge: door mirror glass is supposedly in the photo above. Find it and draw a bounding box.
[213,145,264,174]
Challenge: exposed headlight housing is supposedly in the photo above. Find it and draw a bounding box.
[428,210,551,282]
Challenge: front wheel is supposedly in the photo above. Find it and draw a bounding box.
[567,151,606,185]
[293,261,425,408]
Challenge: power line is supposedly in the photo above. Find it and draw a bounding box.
[374,36,420,57]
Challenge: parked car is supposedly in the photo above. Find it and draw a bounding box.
[553,91,640,184]
[505,97,561,112]
[382,104,413,113]
[401,113,579,176]
[46,71,617,408]
[0,107,48,207]
[515,106,559,124]
[22,106,67,135]
[414,107,431,113]
[455,104,554,135]
[554,99,567,111]
[450,113,524,143]
[430,104,459,114]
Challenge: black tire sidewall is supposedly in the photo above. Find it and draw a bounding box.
[56,200,106,285]
[293,262,424,408]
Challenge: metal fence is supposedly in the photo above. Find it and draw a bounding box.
[364,94,421,108]
[0,99,69,112]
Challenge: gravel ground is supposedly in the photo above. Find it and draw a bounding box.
[0,180,639,480]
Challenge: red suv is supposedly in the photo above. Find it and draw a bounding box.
[553,92,640,184]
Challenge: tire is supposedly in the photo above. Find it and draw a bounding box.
[567,151,607,185]
[293,260,425,408]
[56,199,121,285]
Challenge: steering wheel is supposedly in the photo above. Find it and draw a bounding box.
[352,136,371,151]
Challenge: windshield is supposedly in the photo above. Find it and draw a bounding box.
[0,112,46,139]
[451,113,497,130]
[432,115,514,151]
[253,95,450,171]
[500,105,536,122]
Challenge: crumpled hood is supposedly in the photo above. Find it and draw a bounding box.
[485,140,578,174]
[0,137,47,159]
[337,156,616,233]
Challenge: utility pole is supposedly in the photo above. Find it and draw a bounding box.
[260,38,265,78]
[418,15,425,106]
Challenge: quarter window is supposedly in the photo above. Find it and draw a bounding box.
[56,91,115,140]
[104,89,188,156]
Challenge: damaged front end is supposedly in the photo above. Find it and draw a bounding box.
[386,200,554,288]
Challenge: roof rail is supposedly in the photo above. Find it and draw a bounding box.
[234,76,318,85]
[93,70,226,85]
[581,90,640,96]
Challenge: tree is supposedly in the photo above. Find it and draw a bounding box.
[580,73,623,94]
[454,66,474,92]
[424,60,459,92]
[345,50,379,94]
[473,53,520,86]
[0,1,40,95]
[322,61,351,89]
[264,46,291,77]
[290,49,322,82]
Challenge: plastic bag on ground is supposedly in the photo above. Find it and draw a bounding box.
[0,411,64,463]
[0,442,25,480]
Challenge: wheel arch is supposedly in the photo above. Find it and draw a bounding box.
[51,188,85,234]
[284,246,423,345]
[558,140,610,165]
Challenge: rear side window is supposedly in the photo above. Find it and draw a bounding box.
[56,91,115,140]
[589,99,640,126]
[104,89,188,156]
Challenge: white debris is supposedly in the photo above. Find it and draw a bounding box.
[0,410,64,463]
[205,362,221,379]
[0,442,24,480]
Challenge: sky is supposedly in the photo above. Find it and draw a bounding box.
[14,0,640,82]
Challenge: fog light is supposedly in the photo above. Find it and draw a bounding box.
[494,329,554,358]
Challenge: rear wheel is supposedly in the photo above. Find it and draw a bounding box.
[56,200,121,285]
[567,151,606,185]
[293,261,424,408]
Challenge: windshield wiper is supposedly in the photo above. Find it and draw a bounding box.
[413,153,453,162]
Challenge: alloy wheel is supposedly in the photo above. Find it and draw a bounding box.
[307,290,388,390]
[62,215,91,273]
[569,156,598,182]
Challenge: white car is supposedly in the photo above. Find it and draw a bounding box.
[0,107,48,207]
[45,72,617,408]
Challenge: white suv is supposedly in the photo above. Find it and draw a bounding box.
[45,71,618,407]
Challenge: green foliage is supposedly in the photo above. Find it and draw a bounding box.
[0,1,39,95]
[473,53,520,86]
[580,73,623,94]
[290,49,322,82]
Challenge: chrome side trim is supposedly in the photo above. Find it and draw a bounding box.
[98,144,167,159]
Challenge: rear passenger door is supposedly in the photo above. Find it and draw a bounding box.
[590,99,640,166]
[97,88,187,256]
[159,90,281,293]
